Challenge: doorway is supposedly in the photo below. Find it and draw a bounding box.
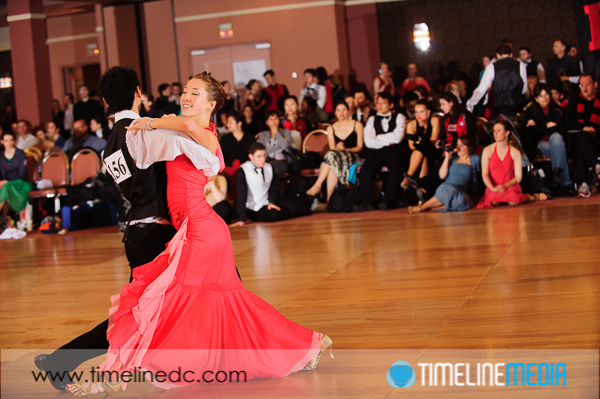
[63,63,102,98]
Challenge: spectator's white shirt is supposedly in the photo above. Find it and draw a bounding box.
[16,133,38,150]
[467,58,527,112]
[299,83,327,109]
[363,112,406,149]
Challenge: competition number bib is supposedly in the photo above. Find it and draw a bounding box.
[104,149,132,184]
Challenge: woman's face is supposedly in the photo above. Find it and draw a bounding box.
[252,81,261,92]
[380,63,390,76]
[301,100,310,114]
[528,77,539,93]
[551,90,562,104]
[456,139,469,156]
[439,99,452,115]
[483,56,491,68]
[243,106,253,120]
[448,83,460,99]
[335,104,349,121]
[46,122,57,136]
[181,79,215,117]
[223,82,232,93]
[493,123,510,142]
[1,134,14,150]
[35,129,46,141]
[535,89,551,108]
[284,98,298,115]
[227,116,241,132]
[414,104,430,122]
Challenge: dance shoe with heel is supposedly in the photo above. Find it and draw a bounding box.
[302,334,334,371]
[66,379,121,397]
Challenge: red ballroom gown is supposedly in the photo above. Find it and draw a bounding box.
[477,144,527,208]
[100,124,322,390]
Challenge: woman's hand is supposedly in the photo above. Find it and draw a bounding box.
[526,120,536,127]
[127,118,152,135]
[336,141,345,151]
[494,184,507,193]
[546,121,557,128]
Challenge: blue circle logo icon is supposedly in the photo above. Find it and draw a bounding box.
[387,361,416,388]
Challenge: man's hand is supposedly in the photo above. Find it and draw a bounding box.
[230,221,246,227]
[127,118,151,136]
[267,203,281,211]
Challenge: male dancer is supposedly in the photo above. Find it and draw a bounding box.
[34,66,220,391]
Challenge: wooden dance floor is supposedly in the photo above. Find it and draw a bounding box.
[1,201,599,398]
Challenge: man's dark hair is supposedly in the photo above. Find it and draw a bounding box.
[263,69,274,77]
[66,93,74,103]
[401,91,418,104]
[566,44,577,53]
[171,82,181,88]
[302,96,317,111]
[304,68,317,78]
[519,47,531,54]
[264,110,280,122]
[355,89,372,102]
[158,83,170,95]
[377,92,395,106]
[496,44,512,56]
[580,71,596,83]
[98,66,140,113]
[247,141,266,155]
[17,119,32,133]
[413,85,428,99]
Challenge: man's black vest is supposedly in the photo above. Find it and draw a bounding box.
[374,113,397,135]
[492,57,524,113]
[525,60,539,78]
[104,118,169,223]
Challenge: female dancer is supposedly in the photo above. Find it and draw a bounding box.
[477,121,549,208]
[67,72,331,396]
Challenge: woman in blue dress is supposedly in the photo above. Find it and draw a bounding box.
[408,135,480,213]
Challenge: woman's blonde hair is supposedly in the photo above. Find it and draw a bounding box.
[190,71,225,117]
[444,80,466,99]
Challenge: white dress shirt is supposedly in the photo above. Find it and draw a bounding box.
[363,112,406,149]
[467,58,527,112]
[299,83,327,109]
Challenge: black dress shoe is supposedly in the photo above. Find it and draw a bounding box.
[352,202,375,212]
[562,184,575,197]
[34,354,72,392]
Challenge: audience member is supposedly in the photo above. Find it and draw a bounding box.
[525,75,539,105]
[547,40,580,85]
[140,92,157,118]
[257,111,295,178]
[51,99,64,133]
[63,93,74,137]
[301,97,319,129]
[218,80,241,127]
[445,80,466,105]
[299,68,327,111]
[45,121,65,148]
[221,111,255,180]
[352,90,377,125]
[0,131,33,223]
[151,83,180,117]
[33,125,53,151]
[263,70,289,112]
[408,136,480,213]
[241,104,262,137]
[316,67,334,117]
[329,74,347,108]
[479,55,492,83]
[73,85,104,126]
[345,95,357,116]
[246,79,268,122]
[306,102,364,203]
[15,120,37,150]
[524,83,573,195]
[399,91,419,120]
[282,95,312,141]
[413,85,429,100]
[1,105,16,132]
[354,92,406,211]
[550,81,568,109]
[205,175,233,224]
[519,47,546,82]
[477,121,549,208]
[439,92,476,147]
[232,142,292,226]
[567,44,584,74]
[402,100,441,187]
[373,62,395,96]
[90,117,108,139]
[399,63,431,97]
[63,119,106,159]
[568,72,600,198]
[467,44,526,117]
[169,82,182,105]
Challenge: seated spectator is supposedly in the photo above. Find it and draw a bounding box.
[257,111,295,178]
[524,83,573,195]
[299,68,327,112]
[373,62,395,96]
[329,74,347,109]
[246,79,268,122]
[263,70,289,112]
[306,102,364,203]
[352,90,377,125]
[139,92,158,118]
[402,100,441,187]
[399,91,419,120]
[151,83,180,117]
[205,174,233,224]
[439,92,476,147]
[63,119,107,159]
[477,121,549,208]
[568,72,600,198]
[73,85,104,126]
[525,75,539,105]
[445,80,466,105]
[33,125,54,151]
[301,97,319,129]
[550,81,569,109]
[90,117,108,139]
[547,40,580,86]
[169,82,182,105]
[232,143,296,226]
[567,44,584,75]
[45,121,65,148]
[218,80,241,127]
[345,94,357,115]
[409,136,480,213]
[316,67,334,117]
[399,63,431,97]
[519,46,546,82]
[15,120,38,150]
[354,92,406,211]
[0,131,33,224]
[51,99,64,133]
[241,104,262,137]
[282,95,312,142]
[221,111,256,194]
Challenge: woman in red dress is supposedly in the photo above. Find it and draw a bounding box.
[67,72,331,396]
[477,121,549,208]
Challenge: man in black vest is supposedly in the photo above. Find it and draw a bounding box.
[467,44,527,117]
[519,46,546,82]
[353,92,407,211]
[33,66,217,391]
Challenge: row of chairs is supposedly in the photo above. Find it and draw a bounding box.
[24,147,102,198]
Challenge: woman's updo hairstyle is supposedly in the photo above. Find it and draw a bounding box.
[191,71,225,117]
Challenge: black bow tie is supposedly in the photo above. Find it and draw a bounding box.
[380,115,390,120]
[255,167,265,181]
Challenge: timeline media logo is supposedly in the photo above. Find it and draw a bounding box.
[387,361,416,388]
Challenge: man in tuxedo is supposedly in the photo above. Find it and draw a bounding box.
[33,66,219,391]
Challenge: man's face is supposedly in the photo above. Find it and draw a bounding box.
[304,73,315,86]
[264,74,275,86]
[162,86,172,97]
[249,149,267,168]
[568,47,578,58]
[78,86,89,100]
[580,76,597,100]
[172,85,181,97]
[63,95,72,106]
[519,50,530,62]
[376,98,392,114]
[72,120,88,139]
[553,41,565,56]
[90,119,101,132]
[17,121,27,136]
[354,92,367,108]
